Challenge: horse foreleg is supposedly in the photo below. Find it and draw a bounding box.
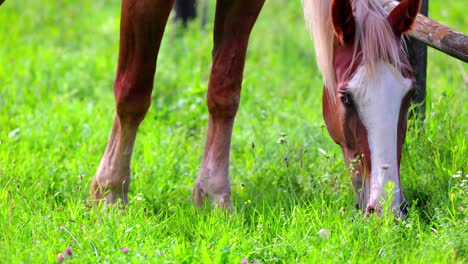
[90,0,174,205]
[193,0,264,209]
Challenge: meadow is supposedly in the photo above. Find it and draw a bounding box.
[0,0,466,263]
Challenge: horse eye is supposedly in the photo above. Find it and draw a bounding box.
[339,92,353,108]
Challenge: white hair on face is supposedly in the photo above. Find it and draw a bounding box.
[347,62,413,210]
[301,0,408,96]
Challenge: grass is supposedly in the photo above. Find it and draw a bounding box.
[0,0,466,263]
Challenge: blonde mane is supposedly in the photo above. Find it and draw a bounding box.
[302,0,407,95]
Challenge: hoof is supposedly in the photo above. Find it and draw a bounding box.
[89,176,129,206]
[89,177,106,204]
[192,183,235,211]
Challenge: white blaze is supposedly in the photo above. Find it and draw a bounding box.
[348,63,412,210]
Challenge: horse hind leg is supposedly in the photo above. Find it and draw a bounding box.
[90,0,174,205]
[192,0,265,209]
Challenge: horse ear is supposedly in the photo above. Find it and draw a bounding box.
[331,0,356,46]
[387,0,421,35]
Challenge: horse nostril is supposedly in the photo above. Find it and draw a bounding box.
[365,203,379,216]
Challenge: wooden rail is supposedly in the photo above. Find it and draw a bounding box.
[379,0,468,63]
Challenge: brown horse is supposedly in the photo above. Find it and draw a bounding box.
[90,0,421,217]
[304,0,421,217]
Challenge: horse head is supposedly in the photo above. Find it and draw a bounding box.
[322,0,421,217]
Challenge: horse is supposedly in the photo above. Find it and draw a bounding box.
[89,0,421,218]
[173,0,209,28]
[173,0,197,27]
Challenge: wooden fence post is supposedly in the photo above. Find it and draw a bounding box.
[405,0,429,119]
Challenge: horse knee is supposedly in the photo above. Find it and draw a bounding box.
[206,47,246,118]
[207,90,240,118]
[114,77,152,123]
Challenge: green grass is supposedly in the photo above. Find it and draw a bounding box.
[0,0,466,263]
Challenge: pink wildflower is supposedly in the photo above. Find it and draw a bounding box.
[121,247,129,253]
[57,253,64,263]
